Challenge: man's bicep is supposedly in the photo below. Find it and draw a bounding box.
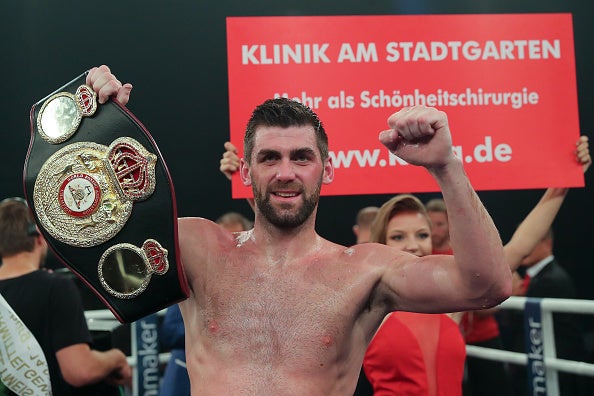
[55,343,94,386]
[50,277,93,351]
[379,253,463,314]
[371,248,422,311]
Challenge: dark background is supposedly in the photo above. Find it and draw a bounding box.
[1,1,592,310]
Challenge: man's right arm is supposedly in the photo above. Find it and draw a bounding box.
[56,344,131,387]
[51,273,132,388]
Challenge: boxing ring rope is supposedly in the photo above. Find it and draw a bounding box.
[84,296,594,396]
[466,296,594,396]
[85,308,170,396]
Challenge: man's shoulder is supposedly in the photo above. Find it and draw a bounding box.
[179,216,245,244]
[178,216,211,228]
[334,241,391,270]
[1,270,80,310]
[6,269,67,284]
[178,216,224,235]
[32,270,80,296]
[341,241,387,256]
[36,268,74,281]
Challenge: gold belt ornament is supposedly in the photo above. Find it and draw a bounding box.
[98,239,169,299]
[37,84,97,144]
[33,137,157,247]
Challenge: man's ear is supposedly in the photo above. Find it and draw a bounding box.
[322,158,334,184]
[240,158,251,186]
[35,233,48,250]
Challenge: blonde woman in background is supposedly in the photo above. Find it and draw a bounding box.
[357,194,466,396]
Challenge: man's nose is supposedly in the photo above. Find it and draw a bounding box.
[275,159,296,181]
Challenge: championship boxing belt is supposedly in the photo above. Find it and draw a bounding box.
[24,71,189,323]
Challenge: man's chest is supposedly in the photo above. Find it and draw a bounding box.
[194,260,363,363]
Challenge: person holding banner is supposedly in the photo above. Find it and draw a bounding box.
[87,64,512,395]
[0,198,132,395]
[460,136,590,396]
[507,227,589,396]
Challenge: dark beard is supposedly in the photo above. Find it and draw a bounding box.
[254,181,321,229]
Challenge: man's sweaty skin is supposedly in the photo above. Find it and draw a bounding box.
[86,66,511,395]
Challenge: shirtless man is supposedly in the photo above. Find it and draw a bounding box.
[86,65,511,395]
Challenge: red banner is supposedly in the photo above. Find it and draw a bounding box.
[226,14,582,198]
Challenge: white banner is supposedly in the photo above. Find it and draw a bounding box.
[0,293,52,395]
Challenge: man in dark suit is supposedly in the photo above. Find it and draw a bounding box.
[508,228,588,396]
